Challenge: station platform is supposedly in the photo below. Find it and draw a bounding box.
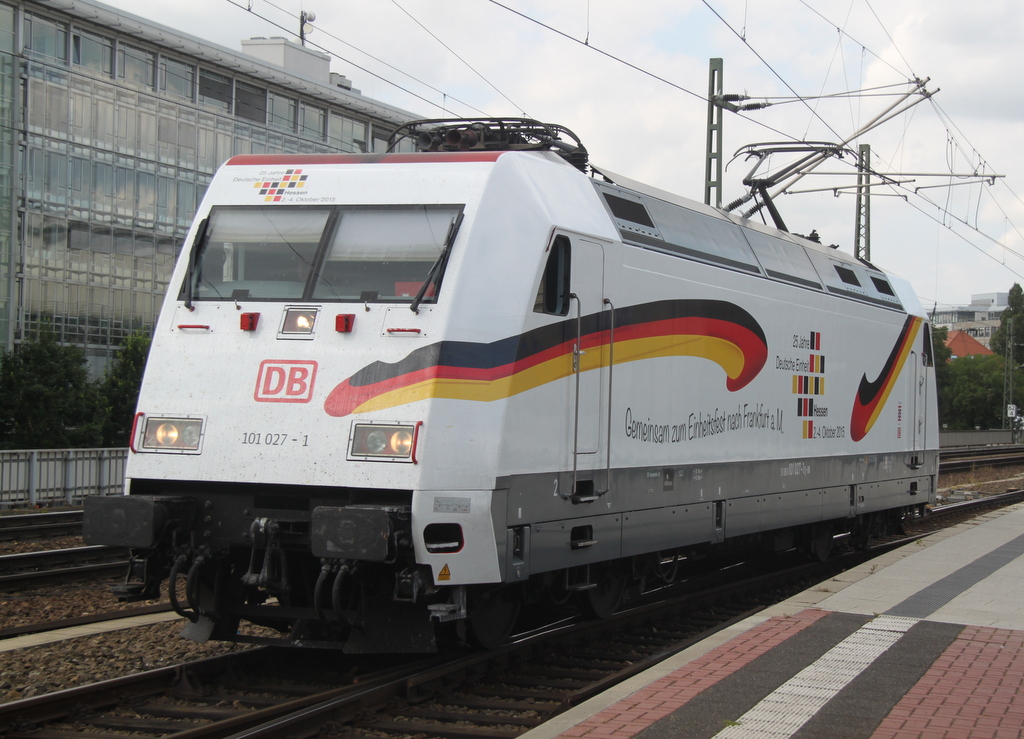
[524,503,1024,739]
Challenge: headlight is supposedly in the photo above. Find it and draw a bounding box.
[140,417,204,453]
[349,422,419,461]
[281,307,318,336]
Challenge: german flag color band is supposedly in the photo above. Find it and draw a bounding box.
[324,299,768,418]
[850,315,923,442]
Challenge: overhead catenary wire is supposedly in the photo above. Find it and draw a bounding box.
[796,0,909,79]
[388,0,527,116]
[699,0,846,145]
[483,0,799,143]
[225,0,490,116]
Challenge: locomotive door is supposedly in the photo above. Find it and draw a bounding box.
[568,237,608,480]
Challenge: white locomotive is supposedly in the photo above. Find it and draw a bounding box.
[85,119,938,651]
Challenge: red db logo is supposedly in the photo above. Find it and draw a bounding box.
[254,360,318,403]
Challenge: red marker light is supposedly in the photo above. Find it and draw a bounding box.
[240,312,260,331]
[336,314,355,333]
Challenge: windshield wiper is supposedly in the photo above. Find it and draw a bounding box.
[411,211,464,314]
[182,217,210,311]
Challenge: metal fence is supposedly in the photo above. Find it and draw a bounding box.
[0,448,127,509]
[938,429,1014,448]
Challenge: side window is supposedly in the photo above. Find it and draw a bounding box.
[921,322,934,367]
[534,235,572,316]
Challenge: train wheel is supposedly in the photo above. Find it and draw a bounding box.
[583,566,626,619]
[468,585,522,649]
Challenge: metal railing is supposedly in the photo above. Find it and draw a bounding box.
[938,429,1013,448]
[0,449,127,509]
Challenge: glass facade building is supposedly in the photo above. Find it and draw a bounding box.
[1,0,416,372]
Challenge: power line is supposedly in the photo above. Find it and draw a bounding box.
[700,0,845,144]
[862,0,918,78]
[900,192,1024,282]
[223,0,486,116]
[485,0,704,103]
[483,0,795,141]
[796,0,907,79]
[389,0,526,115]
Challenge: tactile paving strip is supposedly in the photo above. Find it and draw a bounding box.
[714,616,918,738]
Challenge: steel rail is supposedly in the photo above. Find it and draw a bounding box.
[0,545,127,590]
[0,510,83,542]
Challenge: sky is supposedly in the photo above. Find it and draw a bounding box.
[104,0,1024,312]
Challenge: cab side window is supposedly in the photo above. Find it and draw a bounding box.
[534,235,571,316]
[921,322,934,367]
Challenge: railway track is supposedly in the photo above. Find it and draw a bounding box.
[938,445,1024,474]
[0,510,83,543]
[0,528,949,739]
[918,489,1024,527]
[1,473,1022,738]
[0,601,174,640]
[0,545,127,591]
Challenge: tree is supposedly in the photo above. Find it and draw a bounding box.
[989,283,1024,360]
[101,330,152,446]
[932,325,954,426]
[942,353,1006,430]
[0,330,105,449]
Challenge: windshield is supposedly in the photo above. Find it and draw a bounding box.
[184,204,462,303]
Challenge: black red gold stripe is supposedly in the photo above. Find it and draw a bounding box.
[324,299,767,418]
[850,315,923,442]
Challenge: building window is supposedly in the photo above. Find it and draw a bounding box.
[160,57,195,100]
[198,68,231,111]
[328,112,367,153]
[24,14,67,62]
[299,102,326,139]
[72,29,113,75]
[267,91,296,131]
[93,161,114,213]
[68,221,89,250]
[136,171,156,220]
[0,5,15,54]
[118,44,155,88]
[235,81,266,123]
[115,167,134,216]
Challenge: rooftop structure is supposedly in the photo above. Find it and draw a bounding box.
[932,292,1009,351]
[944,329,993,359]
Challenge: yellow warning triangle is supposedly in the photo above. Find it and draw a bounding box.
[438,564,451,581]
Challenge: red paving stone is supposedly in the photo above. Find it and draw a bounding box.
[870,625,1024,739]
[551,608,829,738]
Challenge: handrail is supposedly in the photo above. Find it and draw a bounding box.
[601,298,615,497]
[568,293,582,500]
